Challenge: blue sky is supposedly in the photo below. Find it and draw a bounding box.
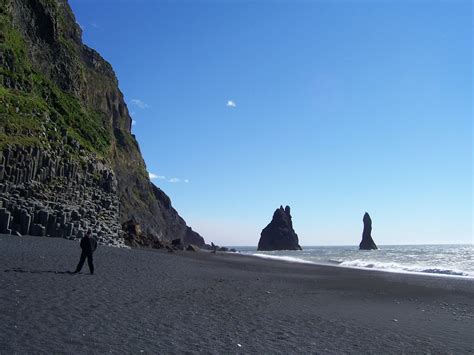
[70,0,472,246]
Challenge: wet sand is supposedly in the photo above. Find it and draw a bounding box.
[0,234,473,353]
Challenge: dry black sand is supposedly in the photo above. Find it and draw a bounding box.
[1,234,473,354]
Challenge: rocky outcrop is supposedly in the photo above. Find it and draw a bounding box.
[183,226,205,248]
[186,244,200,252]
[359,212,377,250]
[0,145,124,246]
[258,205,302,251]
[0,0,204,247]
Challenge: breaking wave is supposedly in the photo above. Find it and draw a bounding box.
[244,244,473,279]
[337,259,470,277]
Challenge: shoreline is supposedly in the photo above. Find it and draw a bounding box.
[231,243,473,280]
[244,251,474,280]
[188,249,474,294]
[1,234,473,353]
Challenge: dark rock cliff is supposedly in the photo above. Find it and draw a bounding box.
[0,0,204,248]
[258,205,302,251]
[359,212,377,250]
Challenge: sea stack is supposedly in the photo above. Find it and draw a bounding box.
[258,206,302,251]
[359,212,377,250]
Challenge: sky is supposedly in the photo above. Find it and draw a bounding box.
[69,0,472,246]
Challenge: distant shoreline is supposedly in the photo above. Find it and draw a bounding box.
[229,244,474,280]
[248,252,474,280]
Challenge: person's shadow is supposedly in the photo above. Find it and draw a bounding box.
[4,267,74,275]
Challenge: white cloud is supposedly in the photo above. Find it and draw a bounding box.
[131,99,150,109]
[131,120,137,126]
[150,173,189,183]
[149,173,166,180]
[227,100,236,108]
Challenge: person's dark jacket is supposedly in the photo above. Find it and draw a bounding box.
[80,235,98,254]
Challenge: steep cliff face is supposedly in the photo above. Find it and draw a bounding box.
[0,0,204,247]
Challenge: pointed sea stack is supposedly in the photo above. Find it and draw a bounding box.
[359,212,377,250]
[258,206,302,251]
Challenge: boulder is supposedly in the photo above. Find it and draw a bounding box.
[30,223,46,237]
[171,238,183,250]
[258,205,302,251]
[122,220,141,237]
[183,226,205,248]
[186,244,200,252]
[359,212,377,250]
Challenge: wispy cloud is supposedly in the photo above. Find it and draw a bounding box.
[131,99,150,109]
[149,172,166,180]
[168,177,190,183]
[131,120,137,126]
[149,172,189,183]
[227,100,236,108]
[90,22,100,29]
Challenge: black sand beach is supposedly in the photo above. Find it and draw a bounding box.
[1,234,473,354]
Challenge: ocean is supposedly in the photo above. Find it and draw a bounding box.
[235,244,473,278]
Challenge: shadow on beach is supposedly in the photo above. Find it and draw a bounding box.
[4,268,75,275]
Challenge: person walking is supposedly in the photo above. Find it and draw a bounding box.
[73,229,98,275]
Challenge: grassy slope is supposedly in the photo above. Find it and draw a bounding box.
[0,0,111,157]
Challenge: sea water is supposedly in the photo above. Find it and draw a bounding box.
[235,244,473,278]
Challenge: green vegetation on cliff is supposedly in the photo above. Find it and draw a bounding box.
[0,2,111,156]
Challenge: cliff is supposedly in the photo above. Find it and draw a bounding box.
[0,0,204,248]
[258,205,302,251]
